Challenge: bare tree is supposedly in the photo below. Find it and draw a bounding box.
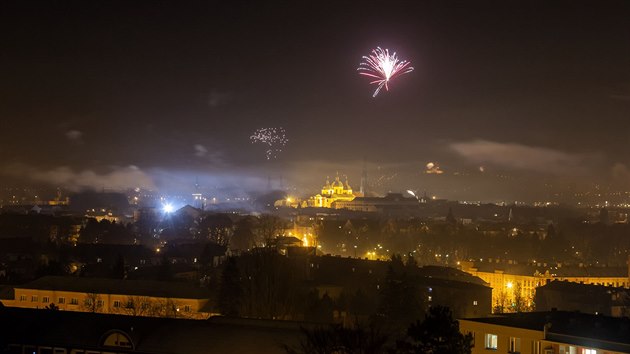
[199,214,234,246]
[122,296,154,317]
[150,298,181,318]
[513,282,528,312]
[240,249,300,319]
[81,292,103,313]
[493,290,508,314]
[255,214,285,247]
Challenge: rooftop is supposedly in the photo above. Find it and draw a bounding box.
[539,279,629,293]
[469,262,627,278]
[0,306,303,353]
[15,276,211,299]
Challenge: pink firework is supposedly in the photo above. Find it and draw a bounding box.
[357,47,414,97]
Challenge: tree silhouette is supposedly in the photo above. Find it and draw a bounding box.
[81,292,103,313]
[378,254,425,334]
[396,306,473,354]
[111,253,126,279]
[122,296,153,317]
[284,324,389,354]
[156,254,173,281]
[217,256,242,316]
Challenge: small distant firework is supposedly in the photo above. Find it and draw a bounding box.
[357,47,414,97]
[250,127,288,160]
[372,172,398,187]
[425,162,443,174]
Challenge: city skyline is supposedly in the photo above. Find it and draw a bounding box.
[2,1,630,201]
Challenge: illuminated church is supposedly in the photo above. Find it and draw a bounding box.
[308,175,356,208]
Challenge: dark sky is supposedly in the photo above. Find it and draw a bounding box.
[2,1,630,200]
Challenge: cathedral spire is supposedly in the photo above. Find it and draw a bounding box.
[360,159,368,196]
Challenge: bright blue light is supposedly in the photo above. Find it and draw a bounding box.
[163,203,174,213]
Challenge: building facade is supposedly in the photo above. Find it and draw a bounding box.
[459,311,630,354]
[461,261,629,312]
[1,276,213,319]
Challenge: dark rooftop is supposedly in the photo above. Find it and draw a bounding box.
[539,280,628,293]
[0,306,303,354]
[16,276,211,299]
[470,262,627,278]
[419,265,489,286]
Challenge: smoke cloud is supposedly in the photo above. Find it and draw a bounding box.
[2,164,156,191]
[450,140,595,175]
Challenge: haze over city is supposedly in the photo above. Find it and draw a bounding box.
[2,1,630,203]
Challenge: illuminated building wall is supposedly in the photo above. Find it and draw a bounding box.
[2,276,214,320]
[461,262,629,312]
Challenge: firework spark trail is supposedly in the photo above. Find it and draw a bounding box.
[357,47,414,97]
[250,127,288,160]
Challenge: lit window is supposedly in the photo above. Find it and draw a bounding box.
[485,333,498,350]
[473,300,478,306]
[509,337,521,353]
[58,297,65,304]
[70,298,79,305]
[42,296,49,303]
[113,300,121,308]
[19,295,27,302]
[31,295,38,302]
[97,300,104,307]
[584,350,596,354]
[184,305,191,312]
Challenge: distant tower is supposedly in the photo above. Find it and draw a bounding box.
[192,177,203,209]
[446,207,457,225]
[360,159,368,196]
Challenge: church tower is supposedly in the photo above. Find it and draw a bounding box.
[360,160,368,196]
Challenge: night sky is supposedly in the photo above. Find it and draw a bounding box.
[2,1,630,201]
